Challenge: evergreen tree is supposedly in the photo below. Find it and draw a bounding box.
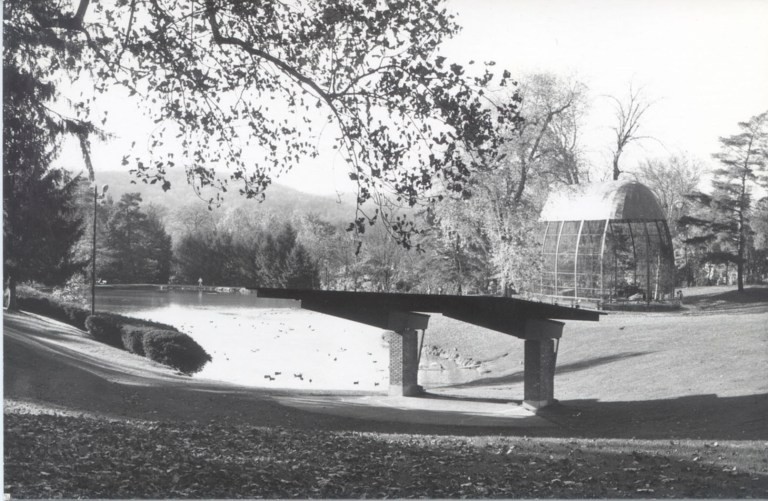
[284,244,320,289]
[3,57,87,307]
[679,111,768,291]
[255,222,298,287]
[3,169,85,293]
[142,208,173,284]
[173,218,320,288]
[102,193,173,283]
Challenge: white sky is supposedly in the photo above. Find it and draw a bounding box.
[63,0,768,195]
[440,0,768,178]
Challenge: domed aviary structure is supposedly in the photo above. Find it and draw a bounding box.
[539,180,675,304]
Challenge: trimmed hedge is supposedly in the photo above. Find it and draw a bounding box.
[18,286,179,332]
[17,287,211,375]
[16,295,90,330]
[143,330,212,375]
[105,313,177,332]
[121,327,146,356]
[63,304,90,330]
[85,315,124,348]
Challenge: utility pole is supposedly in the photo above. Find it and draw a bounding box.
[92,183,108,315]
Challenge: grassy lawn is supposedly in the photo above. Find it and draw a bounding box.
[4,285,768,498]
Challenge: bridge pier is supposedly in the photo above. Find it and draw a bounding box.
[387,311,430,396]
[522,319,564,409]
[254,288,599,406]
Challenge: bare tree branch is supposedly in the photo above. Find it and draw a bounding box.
[608,84,655,180]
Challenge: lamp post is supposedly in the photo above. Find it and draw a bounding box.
[91,183,108,315]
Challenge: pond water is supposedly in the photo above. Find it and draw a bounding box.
[96,289,389,391]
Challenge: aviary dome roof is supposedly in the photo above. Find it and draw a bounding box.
[540,181,666,222]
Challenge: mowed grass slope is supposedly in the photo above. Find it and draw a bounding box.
[422,286,768,440]
[4,285,768,498]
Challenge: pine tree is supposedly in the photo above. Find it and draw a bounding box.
[3,60,86,307]
[3,169,86,291]
[102,193,173,284]
[284,244,320,289]
[679,111,768,291]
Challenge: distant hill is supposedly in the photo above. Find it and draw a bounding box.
[81,169,358,226]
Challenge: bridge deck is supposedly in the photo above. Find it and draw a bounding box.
[255,288,600,338]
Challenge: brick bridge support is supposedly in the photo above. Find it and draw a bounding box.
[522,318,564,409]
[385,314,565,408]
[387,311,430,397]
[254,288,598,409]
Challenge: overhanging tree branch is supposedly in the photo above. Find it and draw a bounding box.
[204,0,337,111]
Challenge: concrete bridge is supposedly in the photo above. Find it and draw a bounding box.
[256,288,601,410]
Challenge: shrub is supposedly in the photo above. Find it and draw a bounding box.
[107,314,177,332]
[17,288,89,330]
[63,304,90,330]
[17,287,210,375]
[17,296,53,317]
[142,330,212,374]
[121,327,146,356]
[85,315,124,348]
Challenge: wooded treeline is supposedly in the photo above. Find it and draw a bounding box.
[6,75,768,296]
[3,0,767,298]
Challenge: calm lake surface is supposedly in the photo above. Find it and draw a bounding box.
[95,288,389,391]
[95,288,298,313]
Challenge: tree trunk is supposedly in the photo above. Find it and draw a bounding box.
[612,155,621,181]
[5,276,18,311]
[737,177,746,292]
[4,171,18,311]
[513,162,528,206]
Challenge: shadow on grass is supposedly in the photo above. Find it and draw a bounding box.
[542,392,768,441]
[446,351,653,389]
[404,391,768,441]
[6,311,766,442]
[682,286,768,312]
[7,324,768,441]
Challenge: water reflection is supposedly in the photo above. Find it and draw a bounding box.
[96,288,300,314]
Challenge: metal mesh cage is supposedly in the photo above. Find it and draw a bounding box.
[538,182,676,303]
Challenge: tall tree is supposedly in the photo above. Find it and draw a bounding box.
[102,193,173,283]
[174,231,241,286]
[284,245,321,289]
[3,50,88,308]
[357,221,409,292]
[503,73,588,204]
[679,111,768,291]
[425,200,495,295]
[3,168,86,304]
[608,85,654,180]
[633,154,704,237]
[426,74,587,294]
[5,0,521,247]
[749,197,768,283]
[143,205,174,284]
[71,183,115,286]
[295,213,349,289]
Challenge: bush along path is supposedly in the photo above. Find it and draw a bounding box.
[4,412,767,499]
[16,288,211,375]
